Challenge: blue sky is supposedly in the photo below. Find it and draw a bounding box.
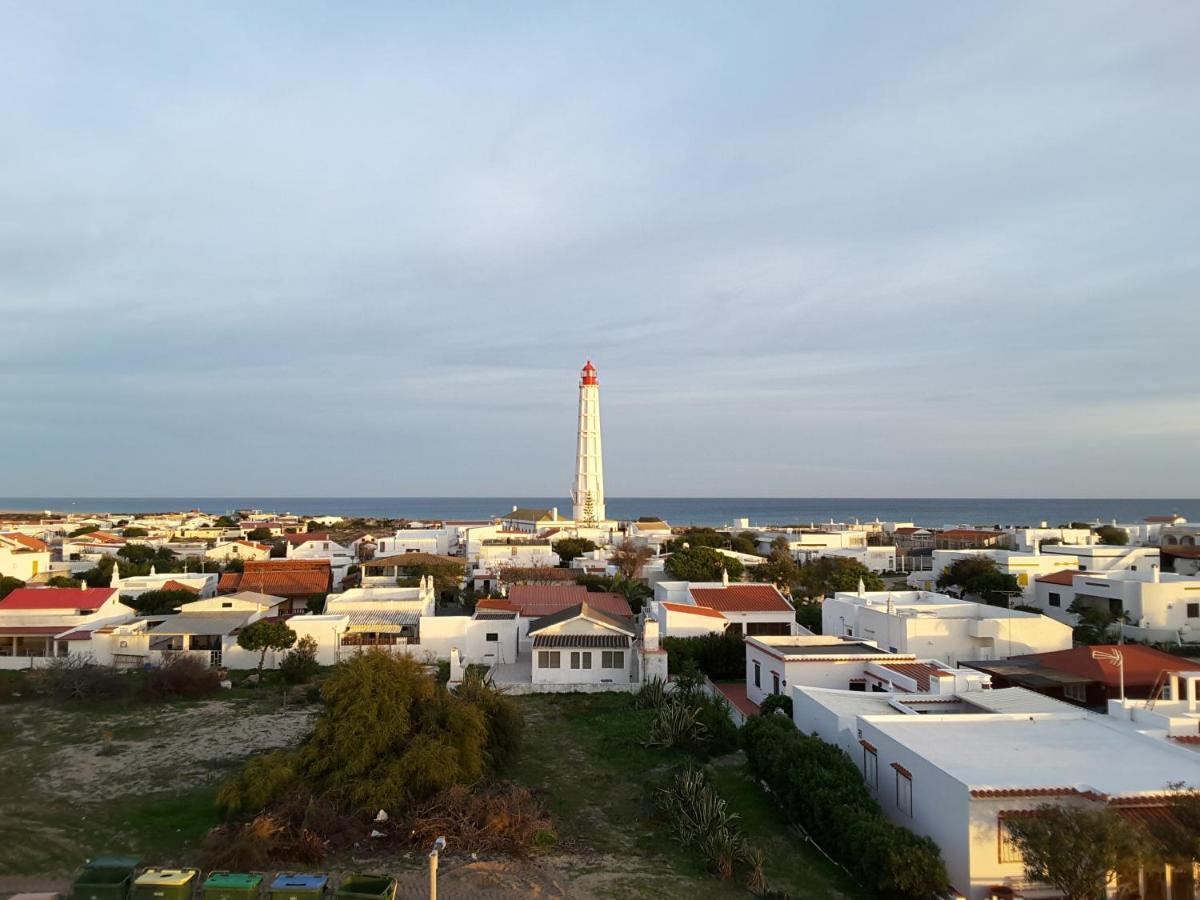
[1,2,1198,497]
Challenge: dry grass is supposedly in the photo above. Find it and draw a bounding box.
[404,783,555,857]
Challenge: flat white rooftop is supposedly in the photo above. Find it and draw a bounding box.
[865,713,1200,795]
[833,591,1040,620]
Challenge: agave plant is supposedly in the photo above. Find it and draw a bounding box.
[634,676,668,710]
[646,700,706,748]
[741,845,769,895]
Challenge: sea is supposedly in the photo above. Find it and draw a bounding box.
[0,498,1195,528]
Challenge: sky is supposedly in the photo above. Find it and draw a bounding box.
[1,2,1198,498]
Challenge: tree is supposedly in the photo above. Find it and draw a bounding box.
[1004,803,1151,900]
[552,537,597,564]
[0,576,23,600]
[936,557,1021,606]
[793,557,884,600]
[122,527,148,537]
[127,589,196,615]
[215,515,237,527]
[1068,599,1124,645]
[666,528,727,553]
[224,557,244,573]
[305,593,327,614]
[279,635,320,684]
[68,525,99,537]
[246,527,274,541]
[46,575,82,588]
[1094,525,1129,546]
[730,531,761,555]
[665,546,743,582]
[306,520,322,532]
[794,600,822,634]
[749,542,800,591]
[236,619,297,686]
[609,538,652,580]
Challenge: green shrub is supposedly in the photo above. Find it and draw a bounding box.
[759,693,793,718]
[279,636,320,684]
[739,715,948,899]
[216,749,302,818]
[143,654,222,700]
[663,630,745,680]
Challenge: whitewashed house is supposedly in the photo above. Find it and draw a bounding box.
[205,540,273,563]
[528,601,636,690]
[0,533,51,581]
[113,570,219,600]
[1032,565,1200,643]
[284,533,355,586]
[823,590,1073,666]
[374,528,453,557]
[1041,543,1160,574]
[652,580,796,637]
[0,587,135,668]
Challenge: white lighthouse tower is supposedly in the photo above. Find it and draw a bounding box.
[571,360,606,525]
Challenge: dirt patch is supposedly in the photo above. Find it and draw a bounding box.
[32,701,317,800]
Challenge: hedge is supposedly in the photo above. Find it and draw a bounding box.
[662,630,745,680]
[739,715,949,899]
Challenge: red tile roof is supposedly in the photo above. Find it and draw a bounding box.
[285,532,329,545]
[0,587,117,611]
[1011,645,1200,688]
[937,529,1002,540]
[662,602,727,620]
[893,527,926,535]
[501,585,633,618]
[220,560,332,598]
[689,585,793,613]
[1,533,50,552]
[880,662,951,692]
[973,786,1106,801]
[1036,569,1081,586]
[159,580,200,593]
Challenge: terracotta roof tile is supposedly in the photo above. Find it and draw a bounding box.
[880,662,951,692]
[159,580,200,593]
[221,560,332,598]
[0,533,50,552]
[689,585,793,613]
[503,585,633,618]
[0,587,117,611]
[1036,569,1081,586]
[1009,645,1200,688]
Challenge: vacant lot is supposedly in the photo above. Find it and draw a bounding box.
[509,693,856,899]
[0,689,317,876]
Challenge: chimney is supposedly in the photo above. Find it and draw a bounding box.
[721,567,729,587]
[1033,542,1040,557]
[552,507,558,521]
[1152,564,1160,584]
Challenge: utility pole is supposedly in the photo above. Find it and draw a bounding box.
[429,836,446,900]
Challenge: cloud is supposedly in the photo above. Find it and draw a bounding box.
[1,1,1197,496]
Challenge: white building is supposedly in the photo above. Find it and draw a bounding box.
[529,601,635,689]
[204,540,273,563]
[0,587,136,669]
[1041,543,1160,574]
[652,580,796,637]
[284,533,355,585]
[112,570,219,600]
[853,706,1200,899]
[930,547,1083,599]
[0,533,51,581]
[821,545,898,573]
[374,528,453,557]
[1002,525,1094,551]
[1032,566,1200,643]
[823,590,1072,666]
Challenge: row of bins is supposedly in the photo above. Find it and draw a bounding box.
[71,859,396,900]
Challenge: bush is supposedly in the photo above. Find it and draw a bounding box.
[740,715,948,899]
[666,546,743,582]
[659,767,766,887]
[645,682,736,758]
[759,693,793,718]
[37,655,126,702]
[143,655,222,700]
[279,636,321,685]
[216,750,303,819]
[663,630,745,680]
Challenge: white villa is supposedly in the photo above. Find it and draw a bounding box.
[1033,566,1200,643]
[651,580,796,637]
[528,601,637,689]
[822,590,1072,666]
[0,587,136,669]
[0,533,51,581]
[204,540,272,563]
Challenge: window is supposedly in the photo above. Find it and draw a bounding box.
[569,651,593,670]
[485,632,499,642]
[571,651,581,669]
[998,815,1023,863]
[771,672,780,695]
[323,542,329,550]
[221,601,233,608]
[1064,683,1087,703]
[601,650,624,669]
[895,768,913,816]
[538,651,560,669]
[1048,592,1061,608]
[1188,603,1200,619]
[753,661,761,688]
[862,746,878,789]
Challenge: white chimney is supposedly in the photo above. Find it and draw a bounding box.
[721,567,729,587]
[551,507,558,521]
[1152,564,1160,584]
[1033,542,1040,557]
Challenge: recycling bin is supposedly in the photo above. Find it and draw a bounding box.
[202,873,262,900]
[71,856,141,900]
[131,868,198,900]
[268,874,328,900]
[333,876,396,900]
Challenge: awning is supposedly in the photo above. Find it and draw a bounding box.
[0,626,67,637]
[532,634,631,649]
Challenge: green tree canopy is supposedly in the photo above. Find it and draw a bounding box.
[46,575,82,588]
[665,528,727,553]
[67,525,100,537]
[122,527,149,537]
[1094,525,1129,546]
[127,588,197,616]
[552,537,597,563]
[214,516,237,527]
[935,557,1021,606]
[665,546,743,582]
[749,543,801,591]
[1067,598,1125,645]
[246,526,274,541]
[1004,803,1152,900]
[0,576,24,600]
[236,619,297,685]
[793,557,884,600]
[730,531,761,555]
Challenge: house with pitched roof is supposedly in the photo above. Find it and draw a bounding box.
[0,586,135,668]
[652,580,796,637]
[527,601,637,689]
[204,540,272,563]
[283,532,354,585]
[219,560,333,613]
[0,533,51,581]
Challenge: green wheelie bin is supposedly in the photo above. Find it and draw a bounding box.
[203,873,263,900]
[71,856,142,900]
[332,875,396,900]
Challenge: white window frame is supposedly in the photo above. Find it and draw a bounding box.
[896,769,913,817]
[538,650,560,669]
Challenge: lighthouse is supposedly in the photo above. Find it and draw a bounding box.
[572,360,606,524]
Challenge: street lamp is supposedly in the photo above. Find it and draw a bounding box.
[429,835,446,900]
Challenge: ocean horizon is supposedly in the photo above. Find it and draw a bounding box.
[0,497,1194,528]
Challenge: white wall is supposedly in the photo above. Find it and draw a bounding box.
[418,616,519,666]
